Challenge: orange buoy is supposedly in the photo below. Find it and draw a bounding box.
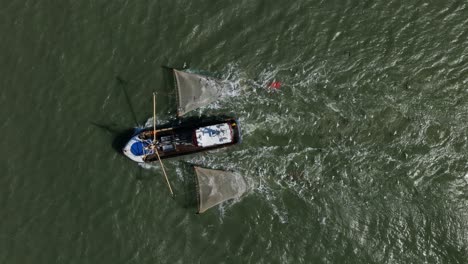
[269,81,281,90]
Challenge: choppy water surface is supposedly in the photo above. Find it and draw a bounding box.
[1,0,468,263]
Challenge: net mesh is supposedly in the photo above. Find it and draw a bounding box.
[194,166,247,213]
[174,69,223,116]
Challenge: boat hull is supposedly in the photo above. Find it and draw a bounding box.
[122,117,241,163]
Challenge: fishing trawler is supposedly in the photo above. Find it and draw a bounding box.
[123,117,241,163]
[122,69,241,164]
[122,69,247,208]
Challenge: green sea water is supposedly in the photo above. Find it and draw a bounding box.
[1,0,468,263]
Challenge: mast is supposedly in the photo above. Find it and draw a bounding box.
[153,93,157,143]
[152,92,174,197]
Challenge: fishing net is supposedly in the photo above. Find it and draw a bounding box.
[194,166,247,213]
[174,69,223,116]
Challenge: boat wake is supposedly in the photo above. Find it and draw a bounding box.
[139,61,467,240]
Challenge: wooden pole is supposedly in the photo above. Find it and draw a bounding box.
[152,92,174,197]
[155,150,174,197]
[153,92,157,143]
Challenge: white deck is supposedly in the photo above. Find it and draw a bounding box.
[195,123,233,147]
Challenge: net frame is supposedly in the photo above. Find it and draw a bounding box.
[194,166,247,213]
[173,69,223,116]
[173,69,182,116]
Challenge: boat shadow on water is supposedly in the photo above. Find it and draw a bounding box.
[90,122,137,155]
